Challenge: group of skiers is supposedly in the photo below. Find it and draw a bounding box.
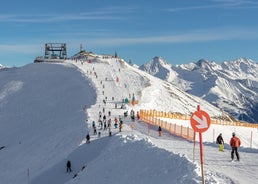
[216,132,241,161]
[64,62,247,177]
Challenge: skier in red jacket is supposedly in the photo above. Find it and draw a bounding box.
[230,132,241,161]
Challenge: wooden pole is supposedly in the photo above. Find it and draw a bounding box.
[193,131,196,162]
[148,123,150,138]
[250,131,253,149]
[197,104,205,184]
[199,133,205,184]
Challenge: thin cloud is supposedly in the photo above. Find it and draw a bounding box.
[0,6,136,23]
[0,14,123,23]
[1,27,257,53]
[0,44,41,54]
[212,0,258,5]
[166,5,220,12]
[212,0,258,8]
[83,28,258,47]
[166,0,258,12]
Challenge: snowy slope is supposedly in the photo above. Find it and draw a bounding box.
[1,58,258,184]
[0,63,96,184]
[140,57,258,123]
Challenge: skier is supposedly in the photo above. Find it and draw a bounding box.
[86,134,90,144]
[107,118,111,128]
[66,160,72,173]
[124,111,128,117]
[98,119,103,129]
[92,121,96,128]
[158,126,162,136]
[109,127,112,136]
[137,111,140,120]
[216,133,224,151]
[230,132,241,161]
[114,117,118,128]
[119,120,123,132]
[93,126,97,135]
[130,109,135,121]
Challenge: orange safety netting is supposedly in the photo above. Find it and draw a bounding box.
[140,109,258,128]
[139,110,195,141]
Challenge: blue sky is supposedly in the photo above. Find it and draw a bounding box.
[1,0,258,67]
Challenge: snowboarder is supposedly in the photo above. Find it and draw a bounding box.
[216,133,224,151]
[158,126,162,136]
[86,134,90,144]
[66,160,72,173]
[230,132,241,161]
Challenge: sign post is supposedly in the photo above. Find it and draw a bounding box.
[190,106,211,184]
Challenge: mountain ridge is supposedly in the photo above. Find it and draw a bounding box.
[139,57,258,123]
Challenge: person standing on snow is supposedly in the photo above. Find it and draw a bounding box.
[158,126,162,136]
[230,132,241,161]
[93,126,97,135]
[119,120,123,132]
[136,111,140,120]
[216,133,224,151]
[114,117,118,128]
[86,134,90,144]
[66,160,72,173]
[92,121,96,128]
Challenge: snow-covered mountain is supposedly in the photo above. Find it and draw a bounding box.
[1,57,258,184]
[0,63,6,70]
[139,57,258,123]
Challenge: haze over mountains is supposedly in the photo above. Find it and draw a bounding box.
[139,57,258,123]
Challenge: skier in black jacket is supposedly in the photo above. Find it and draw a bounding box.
[66,160,72,173]
[216,133,224,151]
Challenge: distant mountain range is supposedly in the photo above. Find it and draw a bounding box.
[0,64,4,70]
[139,56,258,123]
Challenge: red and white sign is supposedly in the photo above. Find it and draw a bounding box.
[190,110,211,133]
